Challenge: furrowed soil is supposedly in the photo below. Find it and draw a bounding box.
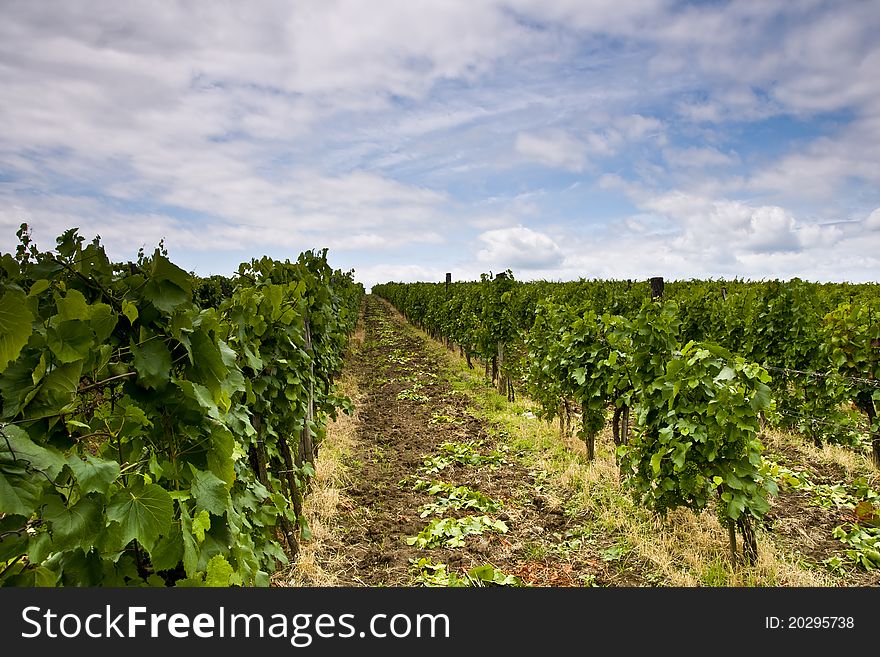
[291,295,879,587]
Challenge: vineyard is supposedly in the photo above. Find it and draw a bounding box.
[369,274,880,575]
[1,227,879,586]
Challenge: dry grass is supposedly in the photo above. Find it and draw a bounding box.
[282,326,363,587]
[762,428,876,481]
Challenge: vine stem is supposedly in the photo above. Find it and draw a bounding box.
[78,371,136,393]
[50,254,123,313]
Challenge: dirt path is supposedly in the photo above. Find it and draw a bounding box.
[328,295,608,586]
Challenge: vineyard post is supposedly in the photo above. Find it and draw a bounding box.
[497,341,506,395]
[445,273,452,350]
[300,312,316,485]
[650,276,664,300]
[495,272,507,395]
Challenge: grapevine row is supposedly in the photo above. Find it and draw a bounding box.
[0,225,363,586]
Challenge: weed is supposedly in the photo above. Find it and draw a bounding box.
[413,479,502,516]
[409,559,523,587]
[406,515,508,548]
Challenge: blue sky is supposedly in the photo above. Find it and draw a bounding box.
[2,1,880,289]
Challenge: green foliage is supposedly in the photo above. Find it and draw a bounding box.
[409,558,523,587]
[419,440,506,474]
[832,524,880,570]
[621,342,777,524]
[405,515,508,548]
[0,224,363,587]
[413,479,502,516]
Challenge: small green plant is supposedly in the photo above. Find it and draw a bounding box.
[465,563,523,586]
[579,573,602,587]
[765,460,880,511]
[831,524,880,570]
[821,555,847,575]
[409,559,523,587]
[405,515,508,548]
[600,543,630,562]
[547,534,585,557]
[419,440,506,474]
[429,411,459,425]
[388,350,413,365]
[397,385,429,402]
[413,479,502,516]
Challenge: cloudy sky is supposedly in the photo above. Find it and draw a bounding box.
[2,1,880,288]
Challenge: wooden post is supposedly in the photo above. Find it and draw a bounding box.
[300,313,315,487]
[650,276,664,300]
[445,272,451,294]
[721,286,728,301]
[497,341,506,395]
[494,272,507,392]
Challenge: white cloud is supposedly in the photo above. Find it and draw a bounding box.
[476,226,564,270]
[663,146,737,169]
[514,131,586,171]
[1,0,879,285]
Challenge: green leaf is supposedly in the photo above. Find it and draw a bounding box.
[0,424,66,478]
[43,495,104,552]
[188,330,227,396]
[89,304,118,343]
[28,531,52,564]
[25,361,83,419]
[0,358,38,419]
[122,300,138,325]
[150,531,184,571]
[0,290,33,373]
[144,253,192,313]
[132,338,172,389]
[750,382,772,412]
[190,467,230,515]
[715,366,736,382]
[191,509,211,543]
[650,451,663,475]
[0,470,42,515]
[33,567,59,587]
[179,504,201,578]
[31,353,48,386]
[67,453,120,495]
[47,320,94,363]
[672,443,688,470]
[56,289,90,321]
[28,280,50,298]
[0,522,28,561]
[206,425,234,486]
[205,554,235,587]
[107,482,173,550]
[467,564,495,581]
